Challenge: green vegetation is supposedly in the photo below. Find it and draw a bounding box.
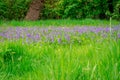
[0,19,119,27]
[0,23,120,79]
[0,0,31,20]
[43,0,120,20]
[0,0,120,20]
[0,38,119,80]
[0,0,119,79]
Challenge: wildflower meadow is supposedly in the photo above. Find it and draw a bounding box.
[0,20,120,80]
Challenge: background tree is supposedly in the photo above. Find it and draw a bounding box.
[0,0,119,20]
[25,0,44,20]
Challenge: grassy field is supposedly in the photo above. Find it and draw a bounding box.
[0,19,120,80]
[0,19,119,27]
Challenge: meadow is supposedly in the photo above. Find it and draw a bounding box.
[0,19,120,80]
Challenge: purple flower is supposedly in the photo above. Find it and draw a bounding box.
[0,26,120,43]
[58,38,61,43]
[35,34,40,39]
[118,34,120,38]
[27,33,31,38]
[65,34,70,41]
[104,27,110,32]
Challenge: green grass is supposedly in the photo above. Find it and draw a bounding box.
[0,38,119,80]
[0,19,120,80]
[0,19,119,27]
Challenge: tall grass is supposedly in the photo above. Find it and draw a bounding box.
[0,38,119,80]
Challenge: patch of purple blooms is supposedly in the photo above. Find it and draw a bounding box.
[0,26,120,43]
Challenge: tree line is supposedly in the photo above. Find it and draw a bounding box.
[0,0,120,20]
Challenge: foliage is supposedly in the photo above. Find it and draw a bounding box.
[112,0,120,20]
[0,0,120,20]
[42,0,120,20]
[0,0,31,20]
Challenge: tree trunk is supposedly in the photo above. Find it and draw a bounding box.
[25,0,44,21]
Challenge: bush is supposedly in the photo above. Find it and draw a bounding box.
[0,0,31,20]
[42,0,120,20]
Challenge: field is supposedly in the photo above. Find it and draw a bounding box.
[0,19,120,80]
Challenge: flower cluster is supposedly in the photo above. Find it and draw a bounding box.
[0,26,120,44]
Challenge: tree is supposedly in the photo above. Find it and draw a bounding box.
[25,0,44,20]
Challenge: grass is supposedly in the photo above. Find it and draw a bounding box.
[0,19,120,80]
[0,38,119,80]
[0,19,119,27]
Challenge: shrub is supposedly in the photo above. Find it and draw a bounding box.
[42,0,120,20]
[0,0,31,20]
